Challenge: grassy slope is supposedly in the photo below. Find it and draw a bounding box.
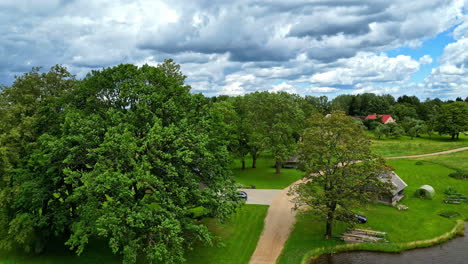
[279,150,468,264]
[232,158,304,189]
[370,134,467,157]
[186,205,268,264]
[0,205,268,264]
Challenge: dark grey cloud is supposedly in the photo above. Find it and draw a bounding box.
[0,0,465,99]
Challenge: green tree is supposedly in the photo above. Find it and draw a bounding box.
[373,123,386,139]
[383,122,404,138]
[389,103,418,121]
[435,102,468,140]
[0,65,76,253]
[0,62,240,263]
[245,92,305,173]
[290,112,391,238]
[401,118,426,139]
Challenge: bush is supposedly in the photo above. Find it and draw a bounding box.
[448,170,468,179]
[415,161,424,166]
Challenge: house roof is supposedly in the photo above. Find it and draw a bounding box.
[365,114,393,123]
[379,171,408,195]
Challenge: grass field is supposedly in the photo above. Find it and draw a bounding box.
[232,157,304,189]
[370,133,468,157]
[186,205,268,264]
[0,240,121,264]
[0,205,268,264]
[279,150,468,264]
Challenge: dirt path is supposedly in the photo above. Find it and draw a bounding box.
[248,147,468,264]
[385,147,468,159]
[240,189,281,205]
[248,179,304,264]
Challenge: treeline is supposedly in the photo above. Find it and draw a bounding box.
[210,92,467,173]
[330,93,468,139]
[0,62,466,263]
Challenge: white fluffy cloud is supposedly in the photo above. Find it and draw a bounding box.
[0,0,466,99]
[421,17,468,99]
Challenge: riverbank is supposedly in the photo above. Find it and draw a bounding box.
[301,219,465,264]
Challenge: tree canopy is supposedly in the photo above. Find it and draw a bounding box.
[290,112,392,238]
[0,62,239,263]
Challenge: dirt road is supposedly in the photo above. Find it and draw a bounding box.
[248,179,303,264]
[385,147,468,159]
[240,189,281,205]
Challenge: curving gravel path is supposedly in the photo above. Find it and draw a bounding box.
[385,147,468,159]
[248,180,303,264]
[248,147,468,264]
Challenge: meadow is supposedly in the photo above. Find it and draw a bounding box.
[279,150,468,264]
[370,133,467,157]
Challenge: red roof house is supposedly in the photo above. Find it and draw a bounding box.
[364,114,395,124]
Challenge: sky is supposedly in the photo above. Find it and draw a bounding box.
[0,0,467,99]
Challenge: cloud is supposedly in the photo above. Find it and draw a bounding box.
[270,82,297,93]
[309,52,421,86]
[419,55,433,64]
[0,0,466,99]
[422,37,468,98]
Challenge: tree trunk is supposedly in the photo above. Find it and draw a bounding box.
[325,202,337,239]
[241,159,245,170]
[252,154,257,168]
[451,133,455,140]
[456,132,459,139]
[325,216,333,239]
[275,160,282,174]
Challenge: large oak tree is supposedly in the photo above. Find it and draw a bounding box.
[290,112,392,238]
[0,61,239,263]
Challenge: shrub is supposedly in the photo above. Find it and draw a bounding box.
[448,170,468,179]
[415,161,424,166]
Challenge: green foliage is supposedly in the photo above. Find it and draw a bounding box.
[0,62,239,264]
[390,103,418,121]
[435,101,468,140]
[290,112,392,238]
[401,118,426,139]
[242,92,305,173]
[448,170,468,179]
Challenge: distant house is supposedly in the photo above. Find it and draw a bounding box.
[283,155,298,169]
[365,114,395,124]
[377,171,407,206]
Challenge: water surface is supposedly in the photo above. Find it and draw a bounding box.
[312,223,467,264]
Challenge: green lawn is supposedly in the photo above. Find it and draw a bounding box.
[186,205,268,264]
[370,134,467,157]
[279,150,468,264]
[232,157,305,189]
[0,240,121,264]
[0,205,268,264]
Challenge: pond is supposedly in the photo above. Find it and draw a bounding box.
[311,222,468,264]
